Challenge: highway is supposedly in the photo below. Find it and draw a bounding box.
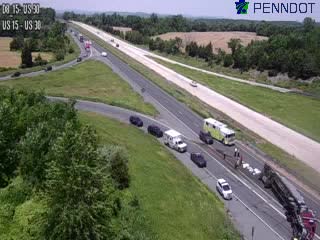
[68,28,320,239]
[73,21,320,173]
[3,24,317,239]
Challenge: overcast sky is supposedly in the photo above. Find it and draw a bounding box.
[6,0,320,22]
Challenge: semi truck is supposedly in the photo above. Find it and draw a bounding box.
[203,118,235,145]
[164,130,187,153]
[259,164,317,240]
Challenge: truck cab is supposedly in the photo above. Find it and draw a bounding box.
[164,130,187,153]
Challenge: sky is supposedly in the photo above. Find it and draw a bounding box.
[5,0,320,22]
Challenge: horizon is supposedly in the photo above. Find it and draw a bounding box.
[4,0,320,22]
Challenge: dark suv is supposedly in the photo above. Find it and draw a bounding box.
[199,131,213,144]
[190,153,207,168]
[129,116,143,127]
[11,71,21,78]
[147,125,163,138]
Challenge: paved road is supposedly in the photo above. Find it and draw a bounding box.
[49,97,291,240]
[3,24,317,239]
[0,31,88,82]
[73,21,320,173]
[68,29,320,239]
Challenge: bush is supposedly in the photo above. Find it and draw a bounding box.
[54,50,65,61]
[268,69,278,77]
[223,54,234,67]
[34,54,48,66]
[68,46,74,54]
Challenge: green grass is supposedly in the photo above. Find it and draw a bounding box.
[80,111,240,240]
[71,23,320,194]
[0,60,157,116]
[0,33,81,77]
[153,58,320,143]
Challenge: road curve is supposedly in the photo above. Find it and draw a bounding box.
[73,21,320,173]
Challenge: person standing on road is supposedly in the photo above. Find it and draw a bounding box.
[234,148,238,157]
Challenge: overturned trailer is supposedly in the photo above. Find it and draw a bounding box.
[259,164,317,240]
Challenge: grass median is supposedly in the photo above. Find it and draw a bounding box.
[72,23,320,195]
[80,111,241,240]
[0,60,157,116]
[152,57,320,143]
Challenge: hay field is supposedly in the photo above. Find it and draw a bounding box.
[156,32,268,53]
[0,37,54,68]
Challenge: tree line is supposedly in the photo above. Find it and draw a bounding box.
[64,12,319,79]
[63,11,308,37]
[0,88,151,240]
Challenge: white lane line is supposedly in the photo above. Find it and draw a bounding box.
[74,24,319,239]
[203,169,286,240]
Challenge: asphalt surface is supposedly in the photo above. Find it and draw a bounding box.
[70,28,320,240]
[0,32,88,82]
[2,26,317,239]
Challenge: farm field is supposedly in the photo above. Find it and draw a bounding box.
[0,37,53,68]
[156,31,268,53]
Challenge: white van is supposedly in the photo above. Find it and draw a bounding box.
[101,52,107,57]
[164,129,187,153]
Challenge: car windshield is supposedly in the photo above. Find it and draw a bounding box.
[177,141,183,145]
[222,184,230,191]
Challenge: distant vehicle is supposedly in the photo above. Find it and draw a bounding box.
[216,179,232,200]
[129,116,143,127]
[79,34,84,42]
[11,71,21,78]
[96,31,100,34]
[101,52,107,57]
[77,57,82,62]
[111,39,114,42]
[203,118,235,145]
[45,66,52,72]
[190,81,198,87]
[199,131,213,144]
[147,125,163,138]
[190,153,206,168]
[116,43,119,47]
[163,129,187,153]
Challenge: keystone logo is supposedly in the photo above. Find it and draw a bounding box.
[235,0,249,14]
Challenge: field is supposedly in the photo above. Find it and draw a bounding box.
[0,37,54,68]
[0,112,240,240]
[0,60,157,116]
[156,32,268,53]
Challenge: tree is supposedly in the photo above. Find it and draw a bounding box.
[303,17,316,33]
[21,41,33,68]
[228,38,242,56]
[186,41,199,57]
[233,47,248,72]
[45,124,115,240]
[100,146,130,190]
[223,54,233,67]
[10,36,24,51]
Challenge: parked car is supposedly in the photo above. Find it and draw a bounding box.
[111,39,115,42]
[190,153,207,168]
[190,81,198,87]
[77,57,82,62]
[216,179,233,200]
[45,66,52,72]
[147,125,163,138]
[101,52,107,57]
[129,116,143,127]
[11,71,21,78]
[199,131,213,144]
[116,44,119,48]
